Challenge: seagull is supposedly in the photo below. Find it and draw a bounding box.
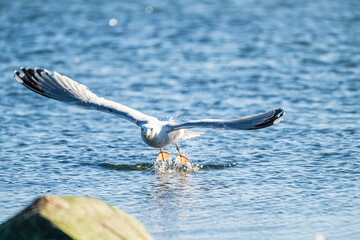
[14,67,285,164]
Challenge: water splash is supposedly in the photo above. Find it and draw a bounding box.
[152,156,203,174]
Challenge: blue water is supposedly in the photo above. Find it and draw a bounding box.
[1,0,360,239]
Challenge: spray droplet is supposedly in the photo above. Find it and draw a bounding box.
[145,6,154,14]
[109,18,117,27]
[315,233,326,240]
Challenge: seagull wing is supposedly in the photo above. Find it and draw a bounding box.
[14,67,158,126]
[168,108,285,131]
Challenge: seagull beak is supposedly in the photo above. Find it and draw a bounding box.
[146,130,151,138]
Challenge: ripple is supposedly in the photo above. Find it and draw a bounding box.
[99,162,153,171]
[99,158,236,173]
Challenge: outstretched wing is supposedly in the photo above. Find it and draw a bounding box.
[14,67,158,126]
[169,108,285,131]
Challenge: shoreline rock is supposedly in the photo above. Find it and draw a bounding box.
[0,195,153,240]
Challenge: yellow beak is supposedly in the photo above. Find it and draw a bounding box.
[146,130,150,138]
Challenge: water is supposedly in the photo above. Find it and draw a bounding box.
[1,0,360,239]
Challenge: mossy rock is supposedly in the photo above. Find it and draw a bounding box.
[0,195,153,240]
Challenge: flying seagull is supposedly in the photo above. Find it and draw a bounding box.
[14,67,285,164]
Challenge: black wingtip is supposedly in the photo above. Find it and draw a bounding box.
[277,108,285,118]
[272,108,285,118]
[251,107,285,130]
[35,68,44,75]
[14,67,48,97]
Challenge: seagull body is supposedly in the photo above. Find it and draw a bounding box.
[14,67,285,163]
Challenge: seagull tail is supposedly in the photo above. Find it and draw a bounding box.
[182,130,204,140]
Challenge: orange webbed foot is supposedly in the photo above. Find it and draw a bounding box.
[157,151,170,161]
[176,154,190,164]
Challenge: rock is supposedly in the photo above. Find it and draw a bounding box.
[0,195,153,240]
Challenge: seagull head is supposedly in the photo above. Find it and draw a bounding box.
[141,124,156,139]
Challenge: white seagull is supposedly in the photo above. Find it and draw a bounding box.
[14,67,285,164]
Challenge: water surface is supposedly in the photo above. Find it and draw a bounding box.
[1,0,360,239]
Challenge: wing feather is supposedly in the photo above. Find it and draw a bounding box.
[169,108,285,131]
[14,67,157,126]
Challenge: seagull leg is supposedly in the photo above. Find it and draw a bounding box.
[175,144,190,164]
[157,148,170,161]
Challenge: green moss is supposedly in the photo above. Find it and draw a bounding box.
[0,196,153,240]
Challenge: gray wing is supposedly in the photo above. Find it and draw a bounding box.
[14,67,158,126]
[168,108,285,131]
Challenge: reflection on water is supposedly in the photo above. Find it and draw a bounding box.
[145,173,194,237]
[151,173,191,204]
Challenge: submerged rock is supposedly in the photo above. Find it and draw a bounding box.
[0,195,153,240]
